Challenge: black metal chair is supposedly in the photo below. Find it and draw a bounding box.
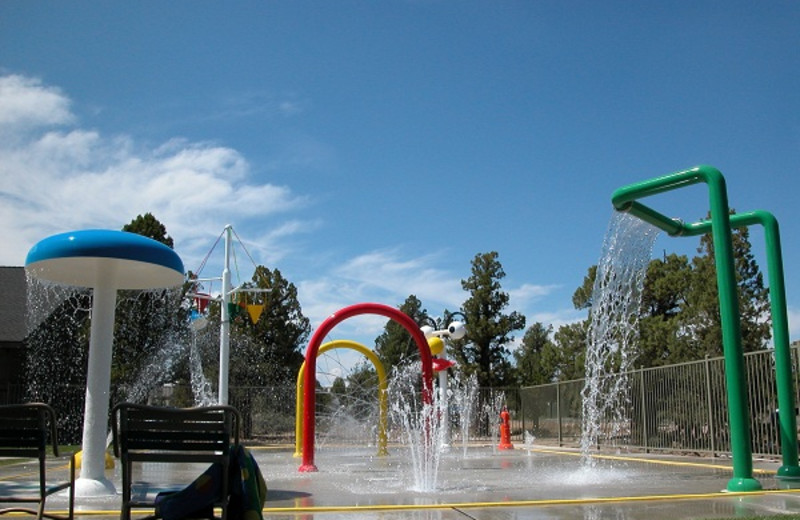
[0,403,75,520]
[111,403,240,520]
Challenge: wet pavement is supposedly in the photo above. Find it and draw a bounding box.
[3,444,800,519]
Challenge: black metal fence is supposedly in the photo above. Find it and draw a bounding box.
[517,346,799,458]
[3,346,797,458]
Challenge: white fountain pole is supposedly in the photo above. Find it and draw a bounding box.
[439,347,450,449]
[218,225,232,405]
[76,280,117,496]
[441,320,466,450]
[26,229,185,499]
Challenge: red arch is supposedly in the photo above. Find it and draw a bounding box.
[298,302,433,472]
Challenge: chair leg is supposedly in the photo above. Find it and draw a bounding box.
[69,454,75,520]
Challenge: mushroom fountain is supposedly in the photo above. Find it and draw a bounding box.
[25,229,184,497]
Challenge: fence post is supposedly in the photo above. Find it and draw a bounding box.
[556,381,562,447]
[519,388,525,442]
[704,355,716,457]
[640,367,648,453]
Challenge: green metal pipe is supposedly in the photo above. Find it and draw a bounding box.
[703,171,760,492]
[611,167,709,210]
[611,165,761,492]
[754,213,800,479]
[685,211,800,478]
[615,201,686,237]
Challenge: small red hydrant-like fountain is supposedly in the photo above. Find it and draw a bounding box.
[498,406,514,450]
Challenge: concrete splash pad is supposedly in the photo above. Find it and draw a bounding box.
[3,446,800,519]
[260,446,800,515]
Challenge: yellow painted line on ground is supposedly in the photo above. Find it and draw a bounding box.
[13,488,800,516]
[0,462,74,481]
[259,487,800,514]
[244,445,295,451]
[530,447,776,475]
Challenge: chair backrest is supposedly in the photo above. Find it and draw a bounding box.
[112,403,240,460]
[0,403,58,459]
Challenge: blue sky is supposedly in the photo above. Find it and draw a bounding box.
[1,2,799,369]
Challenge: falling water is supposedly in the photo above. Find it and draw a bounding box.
[24,277,91,442]
[388,363,445,492]
[188,317,216,406]
[483,391,506,453]
[451,372,479,458]
[25,276,212,419]
[581,212,659,465]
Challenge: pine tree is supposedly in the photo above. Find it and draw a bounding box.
[112,214,186,402]
[552,321,588,382]
[122,212,174,247]
[374,295,430,371]
[687,223,771,355]
[514,322,558,386]
[230,265,309,387]
[452,252,525,388]
[637,253,694,366]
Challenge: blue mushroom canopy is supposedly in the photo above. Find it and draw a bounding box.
[25,229,185,289]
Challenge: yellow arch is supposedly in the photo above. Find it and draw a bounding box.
[294,340,388,457]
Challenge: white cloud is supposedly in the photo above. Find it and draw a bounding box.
[293,248,469,341]
[0,72,582,376]
[0,73,310,269]
[509,282,557,302]
[334,248,465,308]
[0,74,73,131]
[508,283,559,316]
[297,251,580,348]
[216,90,308,120]
[788,307,800,340]
[528,309,586,331]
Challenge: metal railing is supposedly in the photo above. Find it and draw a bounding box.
[518,345,799,458]
[3,345,796,457]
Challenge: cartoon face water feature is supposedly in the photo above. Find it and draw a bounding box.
[25,229,184,497]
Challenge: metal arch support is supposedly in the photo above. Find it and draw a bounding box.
[294,340,389,458]
[298,302,433,472]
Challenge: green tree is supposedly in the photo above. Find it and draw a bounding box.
[112,214,187,402]
[122,212,174,247]
[636,253,694,366]
[374,295,430,372]
[552,321,588,382]
[686,223,771,356]
[330,377,347,398]
[572,266,597,310]
[451,252,526,388]
[343,362,379,420]
[227,265,310,437]
[569,217,770,368]
[514,322,558,386]
[230,265,309,387]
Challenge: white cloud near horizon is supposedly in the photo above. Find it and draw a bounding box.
[0,74,73,130]
[0,73,310,269]
[333,248,467,308]
[787,307,800,341]
[0,72,573,348]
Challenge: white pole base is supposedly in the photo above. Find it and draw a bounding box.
[74,476,117,497]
